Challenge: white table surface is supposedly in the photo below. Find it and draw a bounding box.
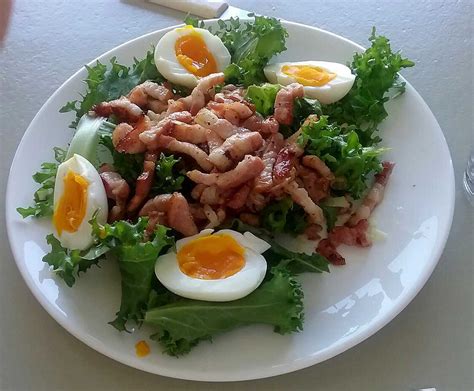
[1,0,472,390]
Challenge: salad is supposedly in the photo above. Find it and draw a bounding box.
[17,15,414,357]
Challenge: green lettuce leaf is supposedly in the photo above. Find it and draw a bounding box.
[91,217,174,331]
[261,197,308,235]
[151,153,184,195]
[245,83,281,116]
[299,116,387,198]
[145,268,303,356]
[42,234,109,287]
[17,147,66,218]
[279,97,323,138]
[293,97,322,126]
[60,50,164,128]
[325,28,414,145]
[321,205,338,231]
[188,15,288,86]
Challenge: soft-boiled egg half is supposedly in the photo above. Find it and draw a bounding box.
[53,154,108,250]
[264,61,356,104]
[155,25,231,88]
[155,229,270,301]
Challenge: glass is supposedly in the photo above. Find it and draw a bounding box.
[464,149,474,205]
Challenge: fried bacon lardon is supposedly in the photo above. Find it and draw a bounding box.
[95,76,395,271]
[127,152,158,213]
[94,97,143,123]
[139,192,198,237]
[128,81,174,112]
[112,116,150,154]
[348,161,395,226]
[316,220,371,266]
[99,169,130,222]
[274,83,304,125]
[187,155,265,190]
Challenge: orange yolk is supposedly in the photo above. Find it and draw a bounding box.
[177,234,245,280]
[53,170,88,236]
[135,340,150,357]
[175,29,217,77]
[282,64,336,86]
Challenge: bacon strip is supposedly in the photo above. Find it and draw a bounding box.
[113,116,150,154]
[254,133,284,193]
[94,98,143,123]
[168,193,199,236]
[100,170,130,222]
[348,162,395,226]
[127,152,157,213]
[273,147,297,181]
[208,132,263,171]
[274,83,304,125]
[302,155,335,181]
[128,81,173,108]
[317,219,372,265]
[284,181,324,224]
[187,155,264,190]
[157,135,213,171]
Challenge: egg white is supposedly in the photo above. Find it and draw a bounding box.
[155,26,231,88]
[264,61,356,104]
[53,154,108,250]
[155,229,269,302]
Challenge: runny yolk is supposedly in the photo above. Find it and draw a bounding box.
[135,340,150,357]
[175,28,217,77]
[53,170,88,236]
[282,64,336,86]
[177,234,245,280]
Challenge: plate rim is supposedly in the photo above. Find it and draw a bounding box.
[5,19,455,382]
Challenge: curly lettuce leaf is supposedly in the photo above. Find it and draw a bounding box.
[17,147,66,218]
[325,28,414,145]
[91,217,174,331]
[321,205,338,231]
[188,15,288,86]
[42,234,109,287]
[245,83,281,116]
[299,116,387,198]
[293,97,322,126]
[145,268,303,356]
[60,50,164,128]
[279,97,323,138]
[151,153,184,195]
[261,197,308,235]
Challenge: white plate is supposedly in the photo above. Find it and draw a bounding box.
[5,20,454,381]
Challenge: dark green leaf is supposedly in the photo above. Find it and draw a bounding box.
[91,218,174,331]
[261,197,308,235]
[17,147,66,218]
[61,50,164,128]
[325,28,414,145]
[198,15,288,86]
[321,206,338,231]
[151,153,184,195]
[145,268,303,356]
[299,116,386,198]
[42,234,105,287]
